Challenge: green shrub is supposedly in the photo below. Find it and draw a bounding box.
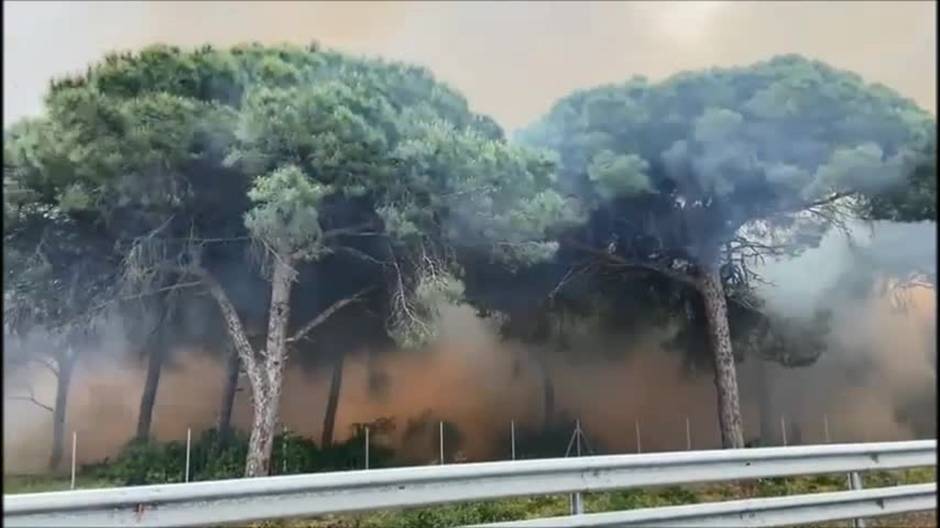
[85,427,397,485]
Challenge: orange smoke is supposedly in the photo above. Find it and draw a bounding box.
[4,289,935,474]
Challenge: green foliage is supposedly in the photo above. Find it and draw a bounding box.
[521,54,934,263]
[228,81,393,187]
[86,427,396,486]
[860,134,936,222]
[589,486,699,511]
[244,165,330,259]
[389,119,580,268]
[85,437,190,485]
[6,42,576,358]
[587,150,653,200]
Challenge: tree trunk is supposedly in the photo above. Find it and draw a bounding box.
[697,264,745,449]
[540,360,556,431]
[245,386,281,477]
[244,257,294,478]
[321,353,345,448]
[49,349,76,471]
[217,347,240,439]
[755,358,775,445]
[136,343,165,441]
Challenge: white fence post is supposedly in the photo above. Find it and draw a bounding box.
[185,427,192,483]
[635,419,642,454]
[510,420,516,461]
[70,431,77,490]
[364,426,370,470]
[781,416,788,447]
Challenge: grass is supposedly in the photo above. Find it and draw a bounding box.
[3,473,118,494]
[5,468,935,527]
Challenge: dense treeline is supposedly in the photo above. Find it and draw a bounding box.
[3,44,934,475]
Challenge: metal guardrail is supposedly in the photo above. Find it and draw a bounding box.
[475,483,938,527]
[3,440,936,527]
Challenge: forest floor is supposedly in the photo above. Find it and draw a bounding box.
[4,468,936,527]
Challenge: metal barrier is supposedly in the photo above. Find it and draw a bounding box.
[475,483,937,527]
[3,440,935,527]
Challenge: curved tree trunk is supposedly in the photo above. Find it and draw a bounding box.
[321,353,345,448]
[696,264,745,449]
[244,257,294,478]
[136,343,165,441]
[217,347,240,439]
[49,349,76,471]
[196,261,361,477]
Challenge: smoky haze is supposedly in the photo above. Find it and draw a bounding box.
[2,1,935,474]
[4,222,935,472]
[3,1,936,130]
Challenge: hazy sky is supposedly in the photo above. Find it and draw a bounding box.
[3,1,936,130]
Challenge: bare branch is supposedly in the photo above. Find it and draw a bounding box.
[548,261,594,301]
[183,265,264,395]
[6,386,54,413]
[29,357,59,378]
[7,396,54,413]
[775,191,854,216]
[567,240,699,287]
[806,191,854,209]
[334,246,389,267]
[287,287,374,345]
[322,222,378,239]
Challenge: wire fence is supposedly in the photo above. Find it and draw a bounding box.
[45,411,923,488]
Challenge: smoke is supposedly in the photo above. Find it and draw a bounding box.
[749,220,937,442]
[5,218,935,473]
[3,2,935,130]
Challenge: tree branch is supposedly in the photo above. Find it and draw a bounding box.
[183,265,264,394]
[7,388,54,413]
[548,261,594,301]
[806,191,854,209]
[334,246,389,267]
[567,240,699,287]
[774,191,854,217]
[29,357,59,378]
[287,287,373,345]
[322,222,378,239]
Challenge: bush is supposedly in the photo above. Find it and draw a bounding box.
[85,427,397,485]
[85,438,189,485]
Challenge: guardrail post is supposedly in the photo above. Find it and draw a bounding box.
[823,414,831,443]
[685,417,692,450]
[569,490,583,515]
[439,421,445,465]
[847,471,866,528]
[567,420,585,516]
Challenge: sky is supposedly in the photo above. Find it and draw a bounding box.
[3,1,937,131]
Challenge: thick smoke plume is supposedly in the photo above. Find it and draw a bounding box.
[5,216,934,473]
